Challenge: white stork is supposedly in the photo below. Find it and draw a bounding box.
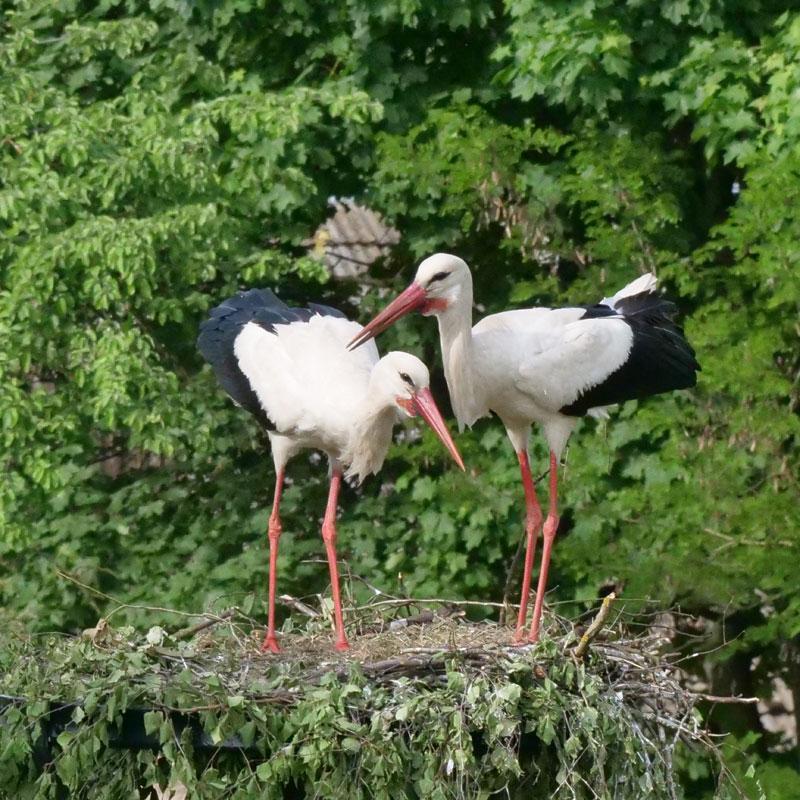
[349,254,699,643]
[198,288,463,653]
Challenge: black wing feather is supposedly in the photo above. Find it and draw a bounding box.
[560,291,700,417]
[197,289,346,429]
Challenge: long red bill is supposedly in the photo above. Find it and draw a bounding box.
[348,282,426,350]
[412,387,465,471]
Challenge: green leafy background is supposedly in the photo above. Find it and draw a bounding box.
[1,0,798,796]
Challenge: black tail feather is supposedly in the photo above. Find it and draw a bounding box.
[611,290,677,319]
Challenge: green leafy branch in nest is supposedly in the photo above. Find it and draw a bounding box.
[1,600,757,800]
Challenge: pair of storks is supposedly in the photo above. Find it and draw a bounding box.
[198,254,699,652]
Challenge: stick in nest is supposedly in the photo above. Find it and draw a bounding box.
[574,593,616,659]
[279,595,320,618]
[388,607,465,631]
[173,609,236,641]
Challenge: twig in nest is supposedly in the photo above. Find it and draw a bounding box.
[388,607,465,631]
[574,593,616,659]
[690,692,759,705]
[349,597,513,612]
[173,609,236,641]
[279,595,320,617]
[56,570,211,620]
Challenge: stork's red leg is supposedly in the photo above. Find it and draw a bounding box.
[528,451,560,642]
[261,468,285,654]
[513,450,543,642]
[321,469,349,652]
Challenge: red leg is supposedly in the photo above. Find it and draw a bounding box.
[261,468,284,654]
[321,469,349,652]
[513,450,543,642]
[528,452,560,642]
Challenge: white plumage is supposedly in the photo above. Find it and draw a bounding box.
[468,308,634,454]
[235,313,382,478]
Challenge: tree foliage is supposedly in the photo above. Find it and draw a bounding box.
[1,1,799,796]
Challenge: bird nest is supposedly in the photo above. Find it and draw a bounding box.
[1,598,748,800]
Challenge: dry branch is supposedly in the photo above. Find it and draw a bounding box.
[574,592,616,659]
[386,605,466,631]
[278,594,320,617]
[173,608,236,641]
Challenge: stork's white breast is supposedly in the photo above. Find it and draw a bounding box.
[233,315,379,450]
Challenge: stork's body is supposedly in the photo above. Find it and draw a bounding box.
[198,289,462,653]
[350,254,699,642]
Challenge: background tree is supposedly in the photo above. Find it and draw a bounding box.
[1,1,798,795]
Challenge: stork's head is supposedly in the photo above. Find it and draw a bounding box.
[373,351,464,470]
[413,253,471,315]
[348,253,470,350]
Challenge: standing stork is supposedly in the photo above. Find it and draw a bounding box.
[198,288,463,653]
[349,254,699,643]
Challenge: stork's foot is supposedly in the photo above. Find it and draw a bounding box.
[511,628,528,646]
[334,638,350,653]
[261,634,281,654]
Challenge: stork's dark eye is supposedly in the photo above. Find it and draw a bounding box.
[428,271,450,285]
[399,372,413,386]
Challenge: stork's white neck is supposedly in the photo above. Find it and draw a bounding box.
[435,281,482,430]
[342,383,397,484]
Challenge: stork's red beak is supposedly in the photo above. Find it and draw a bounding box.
[410,387,465,471]
[348,282,426,350]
